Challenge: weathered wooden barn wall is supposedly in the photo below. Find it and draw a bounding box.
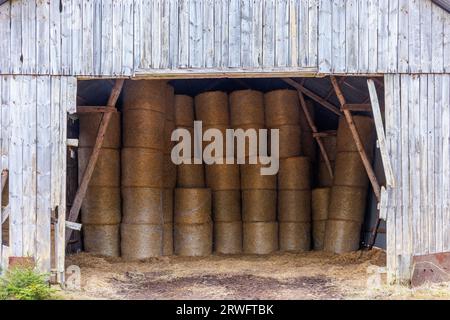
[385,74,450,283]
[0,0,449,76]
[0,75,76,283]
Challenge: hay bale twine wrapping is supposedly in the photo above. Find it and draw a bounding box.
[121,187,163,224]
[205,160,240,191]
[194,91,229,125]
[83,224,120,257]
[174,95,195,127]
[279,222,311,252]
[174,188,212,224]
[242,189,277,222]
[229,90,265,127]
[174,223,213,256]
[328,186,368,223]
[123,109,165,150]
[277,190,311,222]
[243,222,278,254]
[278,157,310,190]
[81,186,121,225]
[240,160,277,190]
[333,152,369,188]
[317,161,335,187]
[232,123,265,159]
[336,115,375,153]
[121,148,164,188]
[165,85,175,121]
[78,112,121,148]
[78,148,120,187]
[122,80,167,113]
[163,154,177,189]
[323,220,362,253]
[163,223,174,256]
[214,221,242,254]
[278,125,302,159]
[212,190,241,222]
[177,159,205,187]
[264,89,300,128]
[163,188,174,223]
[312,187,331,222]
[121,223,164,260]
[202,124,228,157]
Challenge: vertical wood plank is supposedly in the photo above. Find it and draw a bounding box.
[444,11,450,73]
[318,0,331,72]
[357,0,369,73]
[203,0,214,68]
[61,0,73,74]
[299,0,309,66]
[133,0,142,70]
[442,75,450,252]
[367,0,378,73]
[100,0,113,75]
[275,0,289,67]
[122,0,134,75]
[387,0,398,72]
[308,0,318,67]
[240,0,252,67]
[431,5,444,73]
[252,0,263,67]
[0,1,11,73]
[289,0,298,67]
[189,0,203,68]
[82,0,94,76]
[151,0,161,68]
[168,0,179,69]
[262,0,275,67]
[36,0,50,74]
[397,0,409,73]
[419,74,429,254]
[228,0,240,67]
[49,0,61,74]
[93,0,102,75]
[377,0,389,72]
[21,0,37,74]
[345,0,358,72]
[71,0,83,75]
[331,0,345,73]
[420,0,432,73]
[427,74,436,253]
[213,0,223,66]
[178,0,189,68]
[434,75,443,253]
[160,0,170,69]
[112,0,123,75]
[10,0,23,74]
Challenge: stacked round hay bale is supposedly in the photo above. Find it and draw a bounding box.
[311,187,331,250]
[78,111,121,257]
[174,188,212,256]
[174,95,205,188]
[121,80,168,260]
[264,89,302,159]
[324,115,375,253]
[278,157,311,251]
[316,134,337,187]
[195,91,242,254]
[299,100,316,162]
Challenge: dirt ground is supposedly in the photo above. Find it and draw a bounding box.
[61,249,450,300]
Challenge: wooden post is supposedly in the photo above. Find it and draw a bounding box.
[65,80,124,244]
[297,91,334,180]
[330,76,381,202]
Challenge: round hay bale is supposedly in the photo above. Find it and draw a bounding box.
[174,222,212,256]
[174,188,212,224]
[123,109,165,150]
[229,90,265,127]
[231,124,265,159]
[334,152,369,188]
[312,220,327,251]
[328,186,368,223]
[78,112,121,148]
[212,190,241,222]
[165,85,175,121]
[202,124,228,158]
[174,95,195,127]
[317,161,335,187]
[336,115,375,153]
[194,91,229,125]
[83,224,120,257]
[81,186,121,225]
[205,161,240,191]
[264,89,300,128]
[121,187,163,224]
[278,156,311,190]
[214,221,242,254]
[163,154,177,188]
[242,189,277,222]
[121,223,164,260]
[172,125,195,157]
[78,148,120,187]
[243,222,278,254]
[163,223,173,256]
[163,188,174,223]
[240,160,277,190]
[177,159,205,187]
[164,120,176,154]
[279,222,311,252]
[312,187,331,221]
[121,148,164,188]
[299,100,315,132]
[277,190,311,222]
[278,124,302,159]
[301,130,316,162]
[319,135,337,162]
[323,219,362,253]
[122,80,167,113]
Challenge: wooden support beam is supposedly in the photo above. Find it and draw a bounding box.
[342,104,372,112]
[1,170,8,193]
[282,78,342,116]
[297,91,334,180]
[1,205,9,224]
[76,106,117,113]
[65,80,124,244]
[312,130,337,138]
[330,76,381,203]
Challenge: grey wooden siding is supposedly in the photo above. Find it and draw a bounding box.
[0,75,75,283]
[0,0,448,76]
[385,74,450,283]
